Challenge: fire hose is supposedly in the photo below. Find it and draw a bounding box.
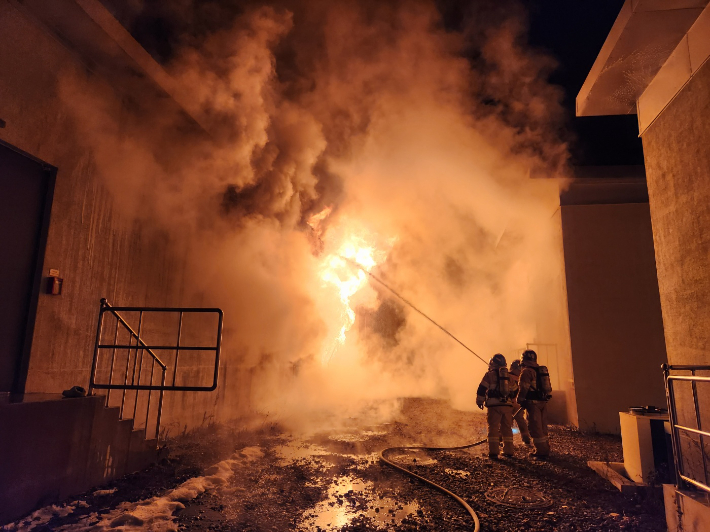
[380,407,523,532]
[380,441,485,532]
[343,257,523,531]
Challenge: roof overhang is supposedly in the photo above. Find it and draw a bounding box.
[576,0,709,117]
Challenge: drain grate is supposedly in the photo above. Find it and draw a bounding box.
[485,487,552,508]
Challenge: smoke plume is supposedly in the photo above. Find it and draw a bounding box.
[60,0,569,430]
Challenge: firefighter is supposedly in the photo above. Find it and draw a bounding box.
[517,349,552,459]
[509,360,532,446]
[476,354,514,459]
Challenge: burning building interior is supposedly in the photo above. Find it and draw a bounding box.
[0,0,709,530]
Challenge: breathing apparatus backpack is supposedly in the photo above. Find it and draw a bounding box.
[495,366,510,401]
[536,365,552,400]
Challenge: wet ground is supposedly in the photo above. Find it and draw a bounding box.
[2,398,667,531]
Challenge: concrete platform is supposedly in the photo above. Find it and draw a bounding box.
[587,460,661,495]
[0,393,159,525]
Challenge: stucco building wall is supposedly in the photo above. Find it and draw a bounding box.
[642,59,710,370]
[561,202,667,433]
[642,53,710,442]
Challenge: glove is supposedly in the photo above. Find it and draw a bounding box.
[476,397,485,410]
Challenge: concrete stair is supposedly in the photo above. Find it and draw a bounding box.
[0,394,160,525]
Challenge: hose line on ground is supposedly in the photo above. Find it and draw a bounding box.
[380,440,485,532]
[379,408,522,531]
[340,258,523,530]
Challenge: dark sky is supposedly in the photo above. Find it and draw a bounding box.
[526,0,644,167]
[436,0,644,167]
[113,0,644,168]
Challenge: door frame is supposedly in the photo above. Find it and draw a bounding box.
[0,138,57,394]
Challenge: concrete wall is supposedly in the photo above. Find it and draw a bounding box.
[0,394,159,524]
[642,50,710,487]
[561,202,667,433]
[642,56,710,370]
[0,1,249,433]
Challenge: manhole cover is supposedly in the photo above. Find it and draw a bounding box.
[386,449,438,466]
[485,487,552,508]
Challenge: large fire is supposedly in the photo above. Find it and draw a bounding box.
[308,208,391,364]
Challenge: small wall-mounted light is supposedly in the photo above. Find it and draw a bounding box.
[46,268,63,295]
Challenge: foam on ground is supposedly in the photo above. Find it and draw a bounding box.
[2,446,263,532]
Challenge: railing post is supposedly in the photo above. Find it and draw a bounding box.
[156,368,166,440]
[172,311,183,387]
[88,299,107,396]
[120,334,132,418]
[106,317,120,407]
[145,359,155,431]
[690,368,710,487]
[132,311,145,421]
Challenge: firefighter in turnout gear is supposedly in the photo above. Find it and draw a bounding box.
[476,354,514,459]
[517,349,552,459]
[509,360,532,445]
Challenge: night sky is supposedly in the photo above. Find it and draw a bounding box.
[527,0,644,167]
[438,0,645,167]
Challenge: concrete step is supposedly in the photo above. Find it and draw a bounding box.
[127,428,159,473]
[0,394,161,525]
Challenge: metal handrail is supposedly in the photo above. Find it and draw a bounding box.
[89,299,223,441]
[103,301,166,368]
[663,363,710,495]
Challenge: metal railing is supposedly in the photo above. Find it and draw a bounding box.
[663,364,710,494]
[89,298,223,440]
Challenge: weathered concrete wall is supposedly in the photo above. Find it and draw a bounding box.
[561,203,667,433]
[0,1,249,433]
[0,394,159,524]
[642,57,710,370]
[642,50,710,487]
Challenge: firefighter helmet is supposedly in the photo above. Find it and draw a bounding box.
[489,353,507,368]
[509,360,521,375]
[521,349,537,363]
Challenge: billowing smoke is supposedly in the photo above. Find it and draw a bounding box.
[59,0,569,430]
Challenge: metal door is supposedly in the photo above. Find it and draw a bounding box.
[0,140,55,393]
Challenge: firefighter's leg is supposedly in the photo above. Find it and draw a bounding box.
[528,402,549,457]
[501,407,515,456]
[536,402,550,455]
[487,406,502,456]
[513,401,531,444]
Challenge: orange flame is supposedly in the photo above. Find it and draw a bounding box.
[313,215,392,364]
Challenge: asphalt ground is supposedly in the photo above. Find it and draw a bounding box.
[2,398,667,531]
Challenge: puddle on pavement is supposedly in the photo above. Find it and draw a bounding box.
[275,440,380,466]
[298,475,420,531]
[386,448,438,466]
[274,442,330,464]
[328,430,389,443]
